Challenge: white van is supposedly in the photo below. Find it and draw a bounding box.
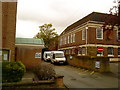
[50,51,66,64]
[43,51,51,61]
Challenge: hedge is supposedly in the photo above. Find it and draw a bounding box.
[32,62,55,80]
[2,61,26,83]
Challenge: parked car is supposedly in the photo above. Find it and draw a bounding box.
[43,51,51,61]
[50,51,66,64]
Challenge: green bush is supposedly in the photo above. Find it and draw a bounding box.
[33,62,55,80]
[2,61,26,83]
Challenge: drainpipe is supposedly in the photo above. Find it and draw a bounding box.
[86,27,88,55]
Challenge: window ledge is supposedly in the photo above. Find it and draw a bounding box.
[77,54,86,56]
[108,55,114,57]
[96,38,103,40]
[97,55,103,56]
[77,54,81,56]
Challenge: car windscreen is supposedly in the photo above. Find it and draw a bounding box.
[55,53,64,58]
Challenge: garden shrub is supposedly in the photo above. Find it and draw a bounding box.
[2,61,26,83]
[33,62,56,80]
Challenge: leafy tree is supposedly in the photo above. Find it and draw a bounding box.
[34,24,58,48]
[102,1,120,40]
[49,35,59,50]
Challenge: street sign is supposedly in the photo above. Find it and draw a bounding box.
[35,53,41,58]
[95,61,100,68]
[98,47,103,53]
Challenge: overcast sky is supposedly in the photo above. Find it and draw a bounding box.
[16,0,116,38]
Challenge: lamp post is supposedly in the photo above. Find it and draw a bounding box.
[86,27,88,55]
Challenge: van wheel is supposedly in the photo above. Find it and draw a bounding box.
[44,59,47,62]
[51,61,54,64]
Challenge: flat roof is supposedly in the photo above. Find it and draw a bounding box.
[16,38,44,45]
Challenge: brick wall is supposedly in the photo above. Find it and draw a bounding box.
[66,55,110,72]
[1,2,17,61]
[59,22,120,57]
[15,44,44,69]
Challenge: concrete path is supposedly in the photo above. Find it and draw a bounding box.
[21,71,35,82]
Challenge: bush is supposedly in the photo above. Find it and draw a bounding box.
[2,61,26,83]
[33,62,56,80]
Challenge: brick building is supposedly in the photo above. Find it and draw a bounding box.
[59,12,120,58]
[15,38,44,69]
[0,2,17,62]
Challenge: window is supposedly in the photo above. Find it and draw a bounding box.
[108,47,114,56]
[65,36,66,44]
[68,35,70,44]
[62,37,64,45]
[82,47,86,55]
[62,37,65,45]
[0,49,10,61]
[117,28,120,41]
[96,27,103,40]
[66,50,69,54]
[82,29,86,40]
[118,48,120,56]
[72,49,75,54]
[60,38,62,46]
[73,33,75,42]
[68,49,71,54]
[71,34,73,43]
[78,48,82,55]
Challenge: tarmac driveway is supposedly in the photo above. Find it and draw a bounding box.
[54,64,119,88]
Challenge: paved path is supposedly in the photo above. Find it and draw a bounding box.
[54,65,119,88]
[109,62,120,78]
[21,71,35,82]
[0,62,2,83]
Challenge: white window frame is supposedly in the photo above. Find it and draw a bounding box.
[96,27,103,40]
[73,33,75,42]
[82,29,86,40]
[108,47,114,57]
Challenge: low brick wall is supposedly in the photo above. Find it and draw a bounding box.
[66,55,110,72]
[2,75,66,89]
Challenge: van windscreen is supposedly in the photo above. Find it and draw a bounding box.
[47,53,51,56]
[55,53,64,58]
